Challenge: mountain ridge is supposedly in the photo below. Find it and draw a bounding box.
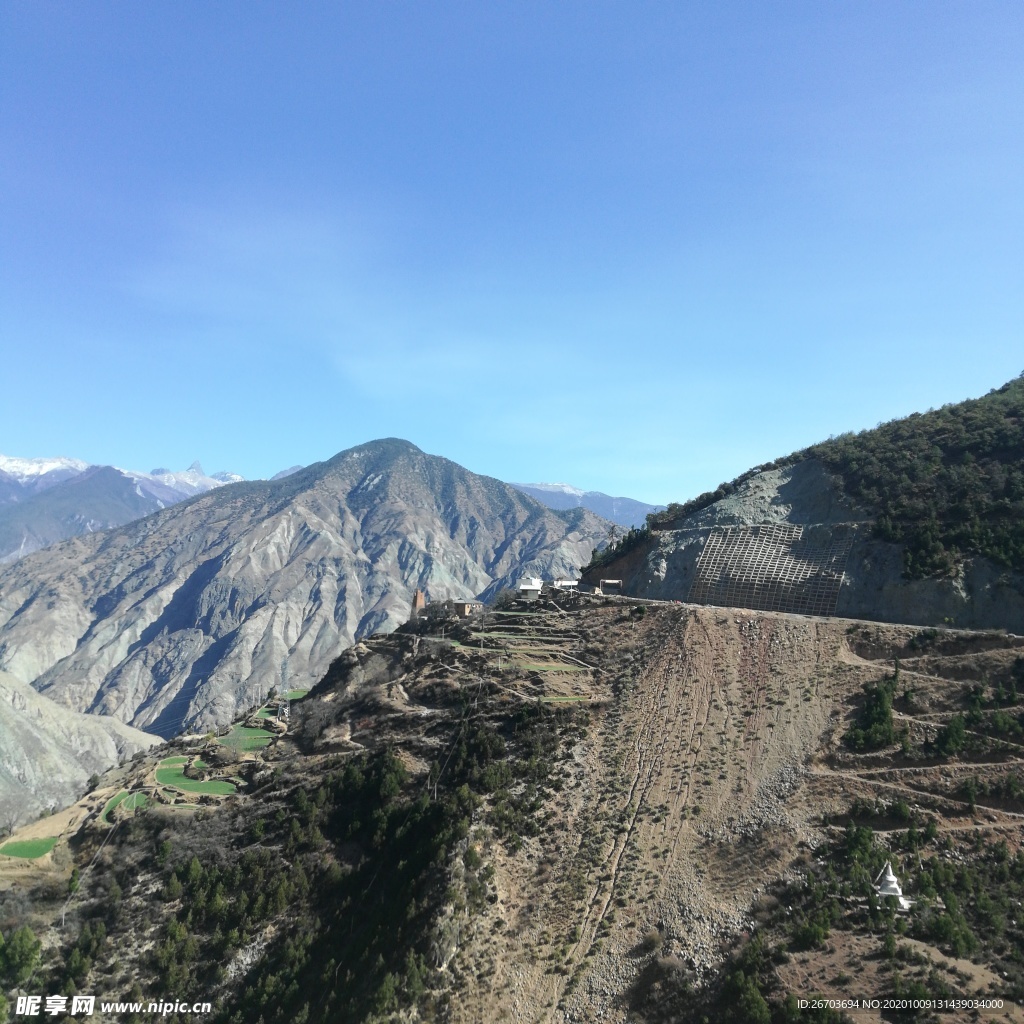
[511,481,664,528]
[0,454,244,564]
[586,377,1024,631]
[0,439,610,747]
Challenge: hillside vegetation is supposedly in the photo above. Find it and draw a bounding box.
[3,601,1024,1023]
[593,375,1024,578]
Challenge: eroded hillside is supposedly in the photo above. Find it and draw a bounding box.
[0,670,159,826]
[586,376,1024,634]
[0,439,607,745]
[2,600,1023,1023]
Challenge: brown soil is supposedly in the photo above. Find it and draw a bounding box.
[442,602,1024,1024]
[6,599,1024,1024]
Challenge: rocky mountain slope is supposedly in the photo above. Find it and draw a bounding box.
[3,598,1022,1023]
[0,670,158,829]
[0,456,242,563]
[511,482,664,528]
[586,377,1024,631]
[0,439,608,742]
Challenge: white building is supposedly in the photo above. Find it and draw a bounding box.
[874,861,913,911]
[551,579,579,591]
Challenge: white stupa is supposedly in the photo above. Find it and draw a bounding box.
[874,861,913,910]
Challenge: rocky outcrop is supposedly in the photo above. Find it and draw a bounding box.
[837,537,1024,631]
[592,459,1024,632]
[0,439,608,738]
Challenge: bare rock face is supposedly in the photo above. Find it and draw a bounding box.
[0,440,608,738]
[836,538,1024,631]
[0,669,159,826]
[596,459,1024,632]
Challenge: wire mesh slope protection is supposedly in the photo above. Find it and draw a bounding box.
[687,523,856,617]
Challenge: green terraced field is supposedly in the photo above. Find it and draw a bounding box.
[219,725,274,751]
[284,689,309,700]
[0,836,58,859]
[155,760,236,795]
[100,791,150,822]
[100,791,128,820]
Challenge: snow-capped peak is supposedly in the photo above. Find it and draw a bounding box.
[0,451,243,501]
[0,454,91,483]
[512,481,586,497]
[120,463,245,499]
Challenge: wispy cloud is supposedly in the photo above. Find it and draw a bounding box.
[124,200,625,404]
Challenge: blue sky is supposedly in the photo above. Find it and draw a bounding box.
[2,2,1022,503]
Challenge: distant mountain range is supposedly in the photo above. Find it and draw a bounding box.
[0,454,243,563]
[0,452,661,563]
[510,481,663,527]
[0,440,610,749]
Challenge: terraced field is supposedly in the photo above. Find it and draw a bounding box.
[154,757,236,795]
[0,836,58,859]
[218,724,274,751]
[466,611,597,702]
[100,790,149,822]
